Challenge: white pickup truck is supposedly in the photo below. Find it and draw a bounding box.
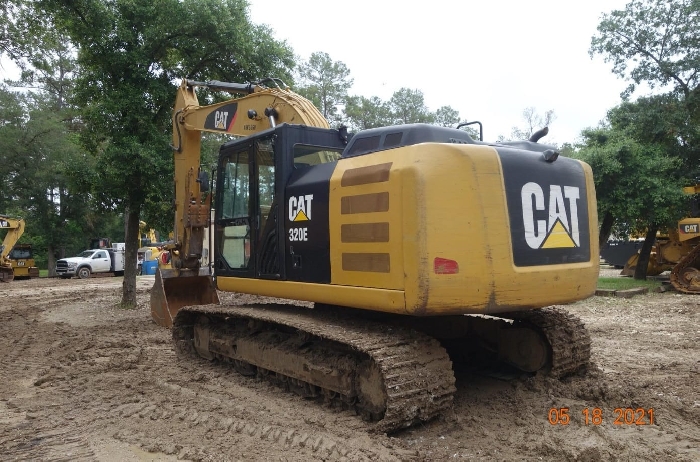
[55,243,126,279]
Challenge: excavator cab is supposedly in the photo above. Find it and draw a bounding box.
[213,124,345,283]
[151,123,346,327]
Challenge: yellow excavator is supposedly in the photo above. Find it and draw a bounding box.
[1,214,39,282]
[151,78,599,431]
[621,184,700,292]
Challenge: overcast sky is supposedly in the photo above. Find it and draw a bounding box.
[248,0,633,145]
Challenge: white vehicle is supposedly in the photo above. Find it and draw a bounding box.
[55,243,126,279]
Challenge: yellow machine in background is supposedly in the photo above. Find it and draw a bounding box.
[8,244,40,279]
[0,214,39,282]
[150,78,599,431]
[138,221,172,273]
[621,185,700,293]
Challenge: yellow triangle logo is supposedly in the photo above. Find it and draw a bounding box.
[541,219,576,248]
[293,210,309,222]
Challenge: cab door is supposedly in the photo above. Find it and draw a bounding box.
[92,250,111,272]
[215,134,282,279]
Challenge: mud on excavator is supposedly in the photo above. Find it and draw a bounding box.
[150,78,599,432]
[1,214,39,282]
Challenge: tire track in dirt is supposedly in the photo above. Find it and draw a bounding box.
[0,306,98,461]
[2,423,96,461]
[4,308,405,461]
[91,341,409,461]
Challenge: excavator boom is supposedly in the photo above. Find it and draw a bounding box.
[151,79,330,327]
[0,214,26,282]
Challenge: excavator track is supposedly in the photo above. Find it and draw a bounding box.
[500,307,592,377]
[400,306,591,379]
[670,241,700,293]
[172,304,456,433]
[0,267,13,282]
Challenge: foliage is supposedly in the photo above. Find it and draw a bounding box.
[388,88,435,125]
[0,1,23,59]
[575,121,685,239]
[590,0,700,181]
[296,52,353,124]
[590,0,700,99]
[30,0,295,305]
[607,94,700,181]
[433,105,461,128]
[590,0,700,278]
[343,95,393,131]
[0,84,116,269]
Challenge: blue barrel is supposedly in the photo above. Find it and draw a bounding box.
[142,260,158,275]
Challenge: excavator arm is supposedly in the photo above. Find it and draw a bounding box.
[0,214,25,282]
[151,78,328,327]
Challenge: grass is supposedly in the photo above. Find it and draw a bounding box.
[39,269,49,278]
[597,277,664,291]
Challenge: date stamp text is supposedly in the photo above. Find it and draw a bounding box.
[548,407,655,426]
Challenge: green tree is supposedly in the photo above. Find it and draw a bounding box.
[38,0,295,306]
[590,1,700,277]
[296,52,353,124]
[575,109,686,279]
[343,95,393,131]
[433,105,461,128]
[590,0,700,100]
[0,0,25,59]
[0,84,103,272]
[389,88,435,125]
[590,0,700,181]
[1,11,97,272]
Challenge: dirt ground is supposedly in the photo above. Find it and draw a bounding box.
[0,272,698,462]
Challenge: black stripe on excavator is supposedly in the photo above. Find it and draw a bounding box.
[498,148,591,266]
[284,161,336,283]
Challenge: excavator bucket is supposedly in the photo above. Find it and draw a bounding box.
[150,267,219,328]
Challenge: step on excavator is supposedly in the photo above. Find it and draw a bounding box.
[151,78,599,432]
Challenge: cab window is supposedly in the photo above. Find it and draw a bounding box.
[293,145,342,169]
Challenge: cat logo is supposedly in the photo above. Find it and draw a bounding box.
[214,111,229,130]
[205,103,238,131]
[521,182,580,249]
[289,194,313,222]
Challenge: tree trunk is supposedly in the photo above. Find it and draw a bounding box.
[633,226,658,281]
[47,244,57,277]
[121,208,140,308]
[598,211,615,249]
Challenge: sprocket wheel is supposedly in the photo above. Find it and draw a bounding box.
[679,267,700,291]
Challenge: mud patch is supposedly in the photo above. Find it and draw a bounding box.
[0,276,698,461]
